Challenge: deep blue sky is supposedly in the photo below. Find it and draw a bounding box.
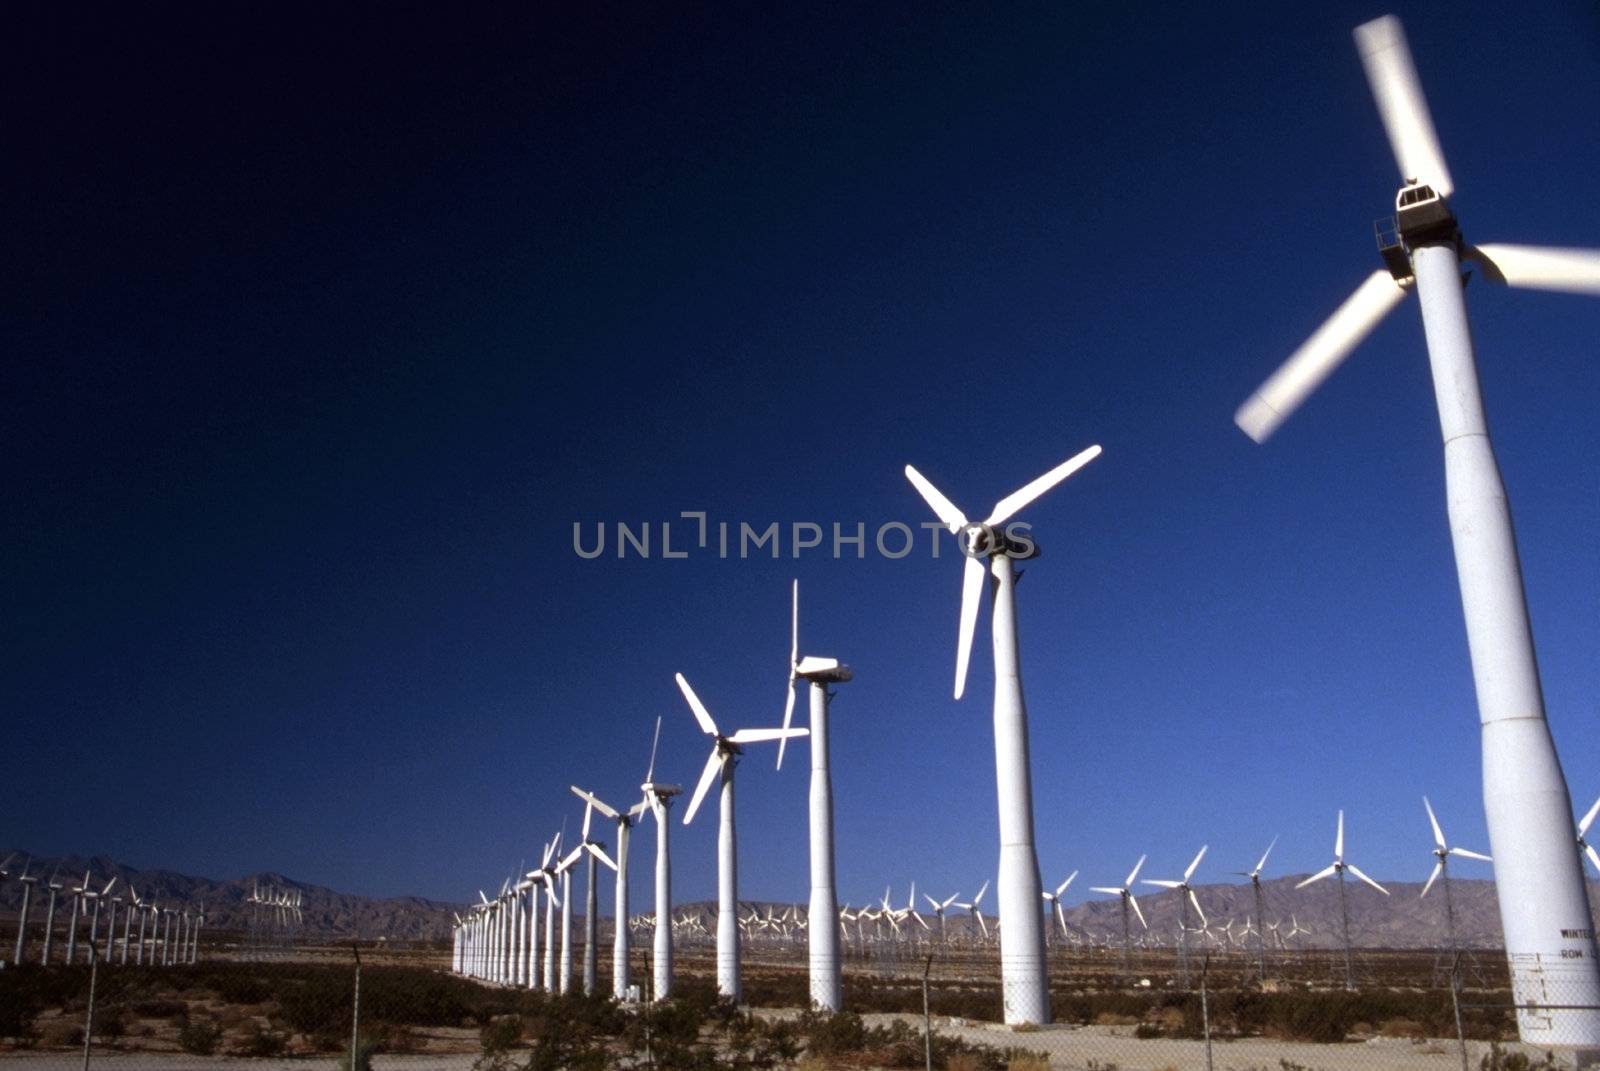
[5,3,1598,911]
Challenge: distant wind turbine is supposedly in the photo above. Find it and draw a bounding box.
[1297,810,1387,989]
[1090,855,1147,972]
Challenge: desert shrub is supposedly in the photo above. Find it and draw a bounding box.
[236,1021,290,1056]
[277,973,349,1035]
[177,1016,222,1055]
[798,1008,869,1054]
[95,1004,127,1041]
[0,983,40,1041]
[131,998,186,1018]
[214,973,272,1004]
[479,1013,523,1052]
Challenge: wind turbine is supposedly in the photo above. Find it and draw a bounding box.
[573,784,648,1000]
[1090,855,1147,972]
[1421,796,1493,961]
[40,869,65,964]
[1297,810,1388,989]
[536,836,564,991]
[676,671,807,1001]
[904,444,1101,1025]
[1041,871,1078,949]
[1143,846,1208,987]
[1233,12,1600,1042]
[778,578,853,1012]
[1231,837,1277,983]
[954,880,991,946]
[571,799,618,996]
[639,716,682,1000]
[923,891,962,945]
[11,859,38,966]
[65,871,91,964]
[84,876,117,963]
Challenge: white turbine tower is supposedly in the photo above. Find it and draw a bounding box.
[1233,13,1600,1048]
[572,784,649,1000]
[1090,855,1147,972]
[1420,797,1492,960]
[571,799,619,996]
[1296,810,1388,990]
[778,578,853,1012]
[639,716,682,1000]
[11,859,38,966]
[676,671,807,1002]
[1143,845,1208,987]
[904,443,1102,1025]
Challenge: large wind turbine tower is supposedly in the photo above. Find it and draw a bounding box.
[905,444,1101,1024]
[779,578,853,1013]
[1234,14,1600,1050]
[639,717,682,1000]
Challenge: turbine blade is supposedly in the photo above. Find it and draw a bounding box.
[984,444,1102,527]
[682,749,722,825]
[1184,845,1208,882]
[1353,14,1454,197]
[1336,810,1345,863]
[572,785,620,821]
[645,714,663,783]
[729,727,808,744]
[779,580,799,771]
[1467,244,1600,296]
[1188,889,1208,929]
[1129,895,1147,929]
[1126,854,1146,887]
[1450,848,1492,863]
[1346,864,1388,895]
[675,673,719,736]
[953,554,986,700]
[1143,879,1182,889]
[973,879,989,905]
[1421,860,1442,899]
[1424,796,1446,850]
[1296,864,1338,889]
[1255,835,1278,876]
[586,843,618,872]
[1056,871,1078,896]
[1236,270,1408,442]
[1582,795,1600,838]
[1586,844,1600,876]
[904,465,967,533]
[1088,887,1122,896]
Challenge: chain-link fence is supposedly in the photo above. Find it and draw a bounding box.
[3,937,1600,1068]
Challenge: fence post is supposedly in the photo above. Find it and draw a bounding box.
[1449,952,1469,1071]
[350,944,362,1071]
[922,954,934,1071]
[1201,954,1213,1071]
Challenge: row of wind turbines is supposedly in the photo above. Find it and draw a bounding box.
[0,855,203,968]
[457,11,1600,1048]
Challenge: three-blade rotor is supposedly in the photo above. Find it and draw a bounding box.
[675,672,807,825]
[904,445,1102,699]
[1235,15,1600,445]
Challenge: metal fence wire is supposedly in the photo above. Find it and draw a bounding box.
[2,940,1600,1069]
